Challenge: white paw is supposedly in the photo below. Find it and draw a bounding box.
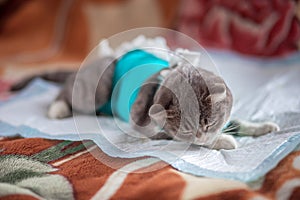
[254,122,280,136]
[210,134,238,150]
[48,100,71,119]
[237,120,280,136]
[262,122,280,133]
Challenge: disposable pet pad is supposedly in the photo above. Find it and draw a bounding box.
[1,51,300,182]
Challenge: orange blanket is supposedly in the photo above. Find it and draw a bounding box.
[0,136,300,199]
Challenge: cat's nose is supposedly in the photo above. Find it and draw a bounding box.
[196,131,207,138]
[201,125,208,132]
[194,132,210,145]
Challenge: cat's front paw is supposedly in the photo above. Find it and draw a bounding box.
[48,100,71,119]
[210,134,238,150]
[252,122,280,136]
[232,120,280,136]
[262,122,280,133]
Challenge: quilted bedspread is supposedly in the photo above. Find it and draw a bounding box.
[1,135,300,199]
[0,136,299,199]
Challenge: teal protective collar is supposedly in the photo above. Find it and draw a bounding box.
[98,50,169,122]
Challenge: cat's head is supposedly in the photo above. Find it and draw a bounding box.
[148,63,233,145]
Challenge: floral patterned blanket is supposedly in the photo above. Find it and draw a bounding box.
[1,136,300,199]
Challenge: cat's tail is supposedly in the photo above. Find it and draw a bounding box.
[10,71,74,91]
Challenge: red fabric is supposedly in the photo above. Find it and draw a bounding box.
[0,80,12,101]
[178,0,300,57]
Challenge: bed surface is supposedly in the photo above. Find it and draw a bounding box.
[1,0,300,199]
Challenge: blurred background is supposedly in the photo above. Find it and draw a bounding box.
[0,0,299,80]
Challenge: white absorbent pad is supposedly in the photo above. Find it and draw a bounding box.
[0,51,299,182]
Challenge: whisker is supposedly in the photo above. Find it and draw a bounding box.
[223,131,254,135]
[222,131,238,135]
[222,124,241,132]
[222,127,240,132]
[224,124,241,129]
[223,126,238,131]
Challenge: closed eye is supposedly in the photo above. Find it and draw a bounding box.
[181,130,193,134]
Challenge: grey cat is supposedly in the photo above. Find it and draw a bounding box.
[11,56,279,150]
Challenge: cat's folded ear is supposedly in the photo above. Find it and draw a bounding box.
[148,104,167,127]
[206,83,226,103]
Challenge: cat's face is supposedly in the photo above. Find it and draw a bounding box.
[148,63,233,145]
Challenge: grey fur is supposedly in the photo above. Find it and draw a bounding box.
[131,62,233,145]
[55,57,116,114]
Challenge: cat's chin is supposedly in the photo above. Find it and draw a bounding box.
[192,133,217,146]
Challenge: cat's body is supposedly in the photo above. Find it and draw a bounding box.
[11,50,279,150]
